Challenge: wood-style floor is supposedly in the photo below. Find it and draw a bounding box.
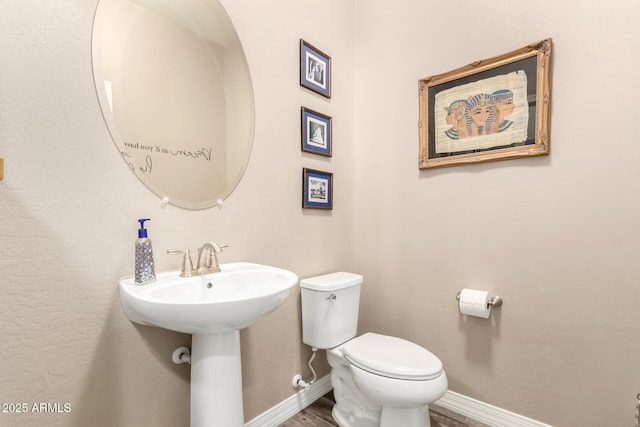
[279,392,489,427]
[279,392,337,427]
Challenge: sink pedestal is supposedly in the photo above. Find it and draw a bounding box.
[191,330,244,427]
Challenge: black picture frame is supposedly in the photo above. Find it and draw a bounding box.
[302,168,333,210]
[301,107,332,157]
[300,39,331,98]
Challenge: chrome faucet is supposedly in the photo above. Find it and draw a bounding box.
[167,242,227,277]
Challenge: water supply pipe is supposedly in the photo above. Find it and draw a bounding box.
[172,346,192,365]
[293,348,318,390]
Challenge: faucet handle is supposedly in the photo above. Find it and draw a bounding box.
[208,244,228,269]
[167,249,195,277]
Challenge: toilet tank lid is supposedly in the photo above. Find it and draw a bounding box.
[300,272,363,291]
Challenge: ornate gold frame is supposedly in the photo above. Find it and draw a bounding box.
[418,38,552,169]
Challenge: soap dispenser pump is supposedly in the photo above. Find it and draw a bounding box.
[135,218,156,285]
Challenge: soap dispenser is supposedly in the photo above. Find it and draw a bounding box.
[135,218,156,285]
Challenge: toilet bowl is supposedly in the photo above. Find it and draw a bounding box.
[300,273,448,427]
[328,333,447,427]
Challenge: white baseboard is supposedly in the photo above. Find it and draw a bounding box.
[435,390,553,427]
[246,376,552,427]
[245,374,333,427]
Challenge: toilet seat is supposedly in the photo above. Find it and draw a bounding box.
[342,333,443,381]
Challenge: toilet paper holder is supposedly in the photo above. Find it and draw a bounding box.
[456,291,503,307]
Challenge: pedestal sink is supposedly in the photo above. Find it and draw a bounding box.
[119,262,298,427]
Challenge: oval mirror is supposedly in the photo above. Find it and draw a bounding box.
[91,0,254,209]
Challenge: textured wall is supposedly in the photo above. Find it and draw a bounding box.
[353,0,640,426]
[0,0,354,425]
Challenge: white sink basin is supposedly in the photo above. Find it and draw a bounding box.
[119,262,298,334]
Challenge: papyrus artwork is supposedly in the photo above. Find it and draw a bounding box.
[434,70,529,154]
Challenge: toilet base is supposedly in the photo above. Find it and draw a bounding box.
[330,364,379,427]
[332,406,377,427]
[380,406,430,427]
[332,404,431,427]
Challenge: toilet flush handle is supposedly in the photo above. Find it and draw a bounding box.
[326,294,337,302]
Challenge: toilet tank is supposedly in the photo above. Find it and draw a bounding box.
[300,272,363,349]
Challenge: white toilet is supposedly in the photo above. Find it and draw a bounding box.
[300,272,448,427]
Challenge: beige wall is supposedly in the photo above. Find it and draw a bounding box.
[353,1,640,426]
[2,0,640,426]
[0,0,354,425]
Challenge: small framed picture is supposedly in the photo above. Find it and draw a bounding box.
[301,107,332,157]
[302,168,333,210]
[300,39,331,98]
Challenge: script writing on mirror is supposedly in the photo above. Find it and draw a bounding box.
[121,142,213,174]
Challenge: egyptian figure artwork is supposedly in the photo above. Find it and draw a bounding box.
[418,38,552,169]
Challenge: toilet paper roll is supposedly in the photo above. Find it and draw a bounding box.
[458,288,491,318]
